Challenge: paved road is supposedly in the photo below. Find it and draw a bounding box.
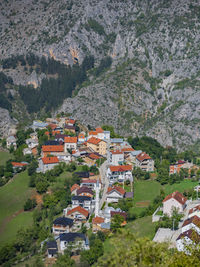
[99,159,109,209]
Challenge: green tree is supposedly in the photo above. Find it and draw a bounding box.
[110,214,124,232]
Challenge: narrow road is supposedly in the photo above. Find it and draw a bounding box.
[99,159,109,209]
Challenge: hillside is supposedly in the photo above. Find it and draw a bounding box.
[1,0,200,149]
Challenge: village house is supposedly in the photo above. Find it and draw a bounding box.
[65,118,76,126]
[106,186,126,203]
[77,186,94,198]
[80,179,101,190]
[6,136,17,150]
[11,162,28,172]
[87,137,107,155]
[181,216,200,234]
[46,241,58,259]
[71,184,80,195]
[169,160,194,175]
[78,133,85,143]
[88,127,110,141]
[52,217,73,235]
[59,233,89,253]
[66,206,89,221]
[110,150,124,165]
[163,191,187,217]
[38,157,59,173]
[72,195,92,211]
[188,205,200,219]
[92,216,105,233]
[31,120,48,131]
[107,165,133,183]
[82,152,102,166]
[110,138,124,148]
[64,137,78,152]
[64,125,76,134]
[41,145,64,157]
[55,134,69,143]
[126,150,142,163]
[23,147,32,156]
[176,229,200,253]
[135,152,154,172]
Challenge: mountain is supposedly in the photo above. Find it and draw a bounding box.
[1,0,200,150]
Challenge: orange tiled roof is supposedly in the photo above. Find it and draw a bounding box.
[107,186,126,195]
[68,119,75,124]
[92,216,104,224]
[96,127,104,133]
[89,131,98,136]
[48,124,57,130]
[71,184,80,192]
[163,191,187,205]
[42,157,59,164]
[42,145,64,152]
[67,206,89,217]
[136,152,151,161]
[110,165,132,172]
[64,137,78,143]
[88,153,101,160]
[78,133,85,138]
[87,137,102,145]
[11,162,28,167]
[189,205,200,215]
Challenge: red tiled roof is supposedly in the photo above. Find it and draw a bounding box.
[177,229,200,243]
[48,123,57,130]
[81,179,97,184]
[68,119,75,125]
[110,165,132,172]
[136,152,151,161]
[88,153,101,160]
[11,162,28,167]
[70,184,80,192]
[182,215,200,228]
[107,186,126,195]
[189,205,200,215]
[67,206,89,217]
[42,145,64,152]
[92,216,104,224]
[42,157,59,164]
[163,191,187,205]
[87,137,102,145]
[64,137,78,143]
[111,150,123,154]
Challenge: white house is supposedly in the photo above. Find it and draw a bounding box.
[64,137,78,152]
[71,196,92,211]
[26,138,38,149]
[65,206,89,221]
[176,229,200,253]
[78,133,85,143]
[38,157,59,173]
[110,150,124,165]
[23,147,32,155]
[188,205,200,219]
[88,127,110,141]
[52,217,73,236]
[59,233,89,253]
[163,191,187,217]
[80,179,101,190]
[107,165,133,183]
[182,216,200,234]
[135,152,154,172]
[106,186,126,203]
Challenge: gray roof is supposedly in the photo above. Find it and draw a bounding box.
[130,150,142,156]
[101,222,110,229]
[72,196,91,202]
[53,217,73,226]
[59,232,86,242]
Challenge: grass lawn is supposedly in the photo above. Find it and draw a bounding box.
[0,170,33,245]
[0,151,12,165]
[163,179,198,195]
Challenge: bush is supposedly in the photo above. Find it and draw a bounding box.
[24,198,37,211]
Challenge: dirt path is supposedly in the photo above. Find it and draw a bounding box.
[0,209,24,236]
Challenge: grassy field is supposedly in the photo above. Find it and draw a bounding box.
[0,170,33,245]
[164,179,198,195]
[0,151,12,165]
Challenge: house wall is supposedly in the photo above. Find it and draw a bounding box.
[188,211,200,219]
[60,240,86,252]
[106,191,123,203]
[111,154,124,165]
[163,198,184,216]
[52,225,70,235]
[64,143,77,152]
[67,212,87,221]
[176,237,193,252]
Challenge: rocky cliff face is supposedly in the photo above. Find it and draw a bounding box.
[1,0,200,149]
[0,108,17,138]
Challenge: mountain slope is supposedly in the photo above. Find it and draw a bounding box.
[1,0,200,149]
